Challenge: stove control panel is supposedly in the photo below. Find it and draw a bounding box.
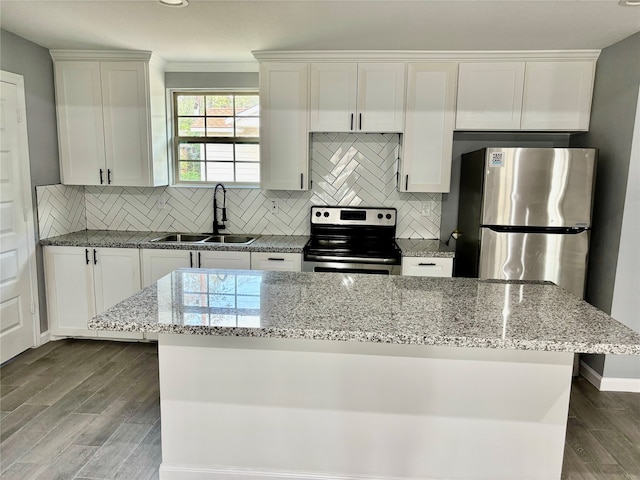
[310,206,396,226]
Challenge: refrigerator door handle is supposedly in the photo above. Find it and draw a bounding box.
[484,225,588,234]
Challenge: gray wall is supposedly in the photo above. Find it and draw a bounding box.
[1,29,61,334]
[165,72,258,89]
[571,32,640,379]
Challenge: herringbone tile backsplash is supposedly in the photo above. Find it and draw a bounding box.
[37,134,441,239]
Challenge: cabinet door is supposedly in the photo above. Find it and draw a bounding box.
[54,61,105,186]
[357,63,405,132]
[199,251,251,270]
[521,61,595,131]
[93,248,142,314]
[260,62,309,190]
[101,61,152,186]
[141,249,191,287]
[456,62,525,130]
[44,246,96,337]
[250,252,302,271]
[401,257,453,277]
[401,63,457,193]
[309,63,357,132]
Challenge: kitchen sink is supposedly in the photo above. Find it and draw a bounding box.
[149,233,257,245]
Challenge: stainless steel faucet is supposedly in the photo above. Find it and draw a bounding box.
[213,183,227,234]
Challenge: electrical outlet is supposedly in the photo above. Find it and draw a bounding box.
[271,200,278,214]
[157,195,167,209]
[421,201,431,216]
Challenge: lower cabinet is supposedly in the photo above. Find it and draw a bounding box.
[44,246,143,339]
[141,248,251,287]
[250,252,302,272]
[401,257,453,277]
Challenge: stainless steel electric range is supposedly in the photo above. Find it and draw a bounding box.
[302,206,402,275]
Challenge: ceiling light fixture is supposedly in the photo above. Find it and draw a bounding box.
[159,0,189,7]
[618,0,640,5]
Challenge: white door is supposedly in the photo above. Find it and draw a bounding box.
[199,250,250,269]
[309,63,357,132]
[357,63,405,132]
[0,76,38,362]
[93,247,141,314]
[141,248,191,287]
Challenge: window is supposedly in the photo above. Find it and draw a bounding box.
[172,91,260,185]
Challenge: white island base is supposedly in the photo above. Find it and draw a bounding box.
[158,333,573,480]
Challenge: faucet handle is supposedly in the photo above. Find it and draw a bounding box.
[221,208,228,222]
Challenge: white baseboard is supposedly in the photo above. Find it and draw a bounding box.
[580,360,640,393]
[39,330,51,346]
[159,464,428,480]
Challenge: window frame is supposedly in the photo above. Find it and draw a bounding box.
[168,88,260,187]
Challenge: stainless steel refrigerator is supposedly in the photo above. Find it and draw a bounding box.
[454,147,597,298]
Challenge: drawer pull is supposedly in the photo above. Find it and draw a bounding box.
[267,257,285,261]
[418,262,437,266]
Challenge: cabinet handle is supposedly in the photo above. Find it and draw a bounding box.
[300,173,304,189]
[198,252,202,268]
[99,169,104,184]
[85,248,90,265]
[189,252,193,268]
[405,175,409,191]
[418,262,437,267]
[350,113,354,131]
[93,249,97,265]
[267,257,285,261]
[107,169,112,184]
[359,113,362,130]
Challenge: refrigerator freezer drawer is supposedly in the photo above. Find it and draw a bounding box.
[478,228,589,298]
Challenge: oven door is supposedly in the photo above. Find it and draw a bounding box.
[302,260,400,275]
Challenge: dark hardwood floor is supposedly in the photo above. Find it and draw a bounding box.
[1,339,639,479]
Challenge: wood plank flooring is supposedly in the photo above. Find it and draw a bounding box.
[1,339,639,479]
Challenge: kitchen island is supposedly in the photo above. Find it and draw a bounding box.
[91,269,640,480]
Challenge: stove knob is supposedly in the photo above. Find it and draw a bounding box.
[324,212,329,217]
[386,213,392,220]
[377,213,383,219]
[315,211,321,217]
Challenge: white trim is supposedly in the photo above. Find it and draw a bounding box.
[165,62,259,73]
[0,70,42,350]
[252,50,601,62]
[580,360,640,393]
[50,49,154,62]
[40,330,51,345]
[159,463,434,480]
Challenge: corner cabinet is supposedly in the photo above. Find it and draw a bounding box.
[44,246,143,339]
[50,50,168,187]
[399,62,458,193]
[309,62,405,133]
[259,62,310,190]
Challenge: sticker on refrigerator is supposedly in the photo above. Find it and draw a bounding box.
[490,152,504,167]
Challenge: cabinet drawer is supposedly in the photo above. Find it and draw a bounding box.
[251,252,302,272]
[401,257,453,277]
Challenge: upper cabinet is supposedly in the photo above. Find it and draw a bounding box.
[259,62,310,190]
[51,50,168,187]
[456,55,597,131]
[309,62,405,132]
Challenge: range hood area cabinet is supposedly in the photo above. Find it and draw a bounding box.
[456,59,596,131]
[50,50,169,187]
[309,63,405,133]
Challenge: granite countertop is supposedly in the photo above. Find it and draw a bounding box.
[40,230,453,256]
[40,230,309,253]
[90,268,640,355]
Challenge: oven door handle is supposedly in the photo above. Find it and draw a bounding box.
[304,254,399,265]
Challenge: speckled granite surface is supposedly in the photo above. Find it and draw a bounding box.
[90,269,640,355]
[40,230,309,253]
[395,238,454,258]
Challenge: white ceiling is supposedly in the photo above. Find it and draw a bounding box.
[1,0,639,67]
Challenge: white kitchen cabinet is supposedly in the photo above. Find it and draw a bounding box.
[309,62,405,133]
[521,61,595,131]
[259,62,309,190]
[400,62,458,193]
[51,50,168,187]
[456,62,525,131]
[141,249,251,287]
[250,252,302,272]
[401,257,453,277]
[44,246,143,338]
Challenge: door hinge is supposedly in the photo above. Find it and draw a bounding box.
[16,108,22,124]
[30,301,36,314]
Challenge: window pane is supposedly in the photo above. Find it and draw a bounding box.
[206,162,234,182]
[206,117,234,137]
[178,117,205,137]
[205,143,233,161]
[206,95,233,116]
[177,95,204,116]
[236,96,259,116]
[235,162,259,183]
[179,162,204,182]
[179,143,204,160]
[236,117,259,137]
[236,144,259,162]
